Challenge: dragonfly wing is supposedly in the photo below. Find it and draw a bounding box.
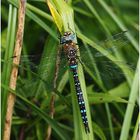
[94,31,129,57]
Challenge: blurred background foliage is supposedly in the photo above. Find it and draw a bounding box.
[1,0,139,140]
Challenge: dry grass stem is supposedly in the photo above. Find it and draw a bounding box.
[3,0,26,140]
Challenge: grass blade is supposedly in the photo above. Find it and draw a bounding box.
[119,61,139,140]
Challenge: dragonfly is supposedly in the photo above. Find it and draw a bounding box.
[60,31,90,133]
[2,31,135,132]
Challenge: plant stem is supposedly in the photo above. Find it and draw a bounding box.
[3,0,26,139]
[1,5,17,137]
[119,60,139,140]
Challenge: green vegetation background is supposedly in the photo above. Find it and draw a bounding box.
[1,0,139,140]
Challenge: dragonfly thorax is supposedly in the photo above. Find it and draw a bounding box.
[64,43,77,59]
[67,48,77,66]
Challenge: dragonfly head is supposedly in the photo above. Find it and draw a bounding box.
[60,31,76,45]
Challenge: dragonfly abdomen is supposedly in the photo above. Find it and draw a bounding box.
[71,67,90,133]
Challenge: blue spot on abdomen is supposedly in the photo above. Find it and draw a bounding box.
[70,65,77,69]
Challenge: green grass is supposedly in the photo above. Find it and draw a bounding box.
[1,0,139,140]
